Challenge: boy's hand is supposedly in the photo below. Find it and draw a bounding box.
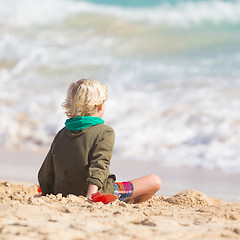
[86,183,98,201]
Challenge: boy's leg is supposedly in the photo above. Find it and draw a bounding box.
[129,175,161,203]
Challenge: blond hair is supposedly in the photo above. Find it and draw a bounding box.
[62,78,108,118]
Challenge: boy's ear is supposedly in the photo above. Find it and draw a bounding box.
[98,104,103,111]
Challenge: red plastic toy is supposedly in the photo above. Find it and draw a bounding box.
[91,192,119,204]
[37,186,42,193]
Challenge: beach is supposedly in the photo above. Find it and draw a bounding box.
[1,0,240,238]
[1,181,240,240]
[1,149,240,240]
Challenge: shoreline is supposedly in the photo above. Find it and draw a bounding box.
[1,148,240,201]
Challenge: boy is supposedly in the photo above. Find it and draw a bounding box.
[38,78,161,203]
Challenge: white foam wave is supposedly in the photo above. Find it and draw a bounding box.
[0,0,240,27]
[109,0,240,26]
[106,85,240,174]
[0,0,77,26]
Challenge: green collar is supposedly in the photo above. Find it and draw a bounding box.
[65,116,104,131]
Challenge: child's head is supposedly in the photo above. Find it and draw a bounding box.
[62,78,108,118]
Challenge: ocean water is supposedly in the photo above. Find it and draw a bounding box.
[1,0,240,174]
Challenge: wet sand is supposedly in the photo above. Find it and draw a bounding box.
[1,149,240,201]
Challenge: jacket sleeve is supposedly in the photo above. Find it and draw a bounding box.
[38,146,55,195]
[87,128,115,189]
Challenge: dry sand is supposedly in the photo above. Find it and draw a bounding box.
[0,181,240,240]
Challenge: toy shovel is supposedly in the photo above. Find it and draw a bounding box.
[91,192,119,204]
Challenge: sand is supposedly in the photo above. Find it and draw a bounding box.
[0,181,240,240]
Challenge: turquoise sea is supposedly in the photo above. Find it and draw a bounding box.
[0,0,240,173]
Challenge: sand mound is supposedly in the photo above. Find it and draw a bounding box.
[0,181,38,204]
[0,181,90,206]
[165,189,223,207]
[0,182,224,207]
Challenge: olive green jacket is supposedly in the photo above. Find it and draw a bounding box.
[38,124,116,197]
